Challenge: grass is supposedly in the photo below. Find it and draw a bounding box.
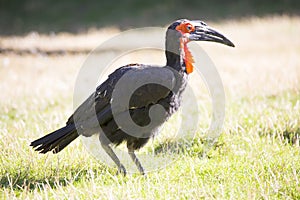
[0,16,300,199]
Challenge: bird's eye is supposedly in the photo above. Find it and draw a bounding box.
[185,24,194,32]
[176,23,194,34]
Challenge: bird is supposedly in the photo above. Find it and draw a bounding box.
[30,19,234,175]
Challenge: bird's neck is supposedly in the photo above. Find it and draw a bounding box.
[165,51,181,71]
[165,34,182,72]
[165,32,194,74]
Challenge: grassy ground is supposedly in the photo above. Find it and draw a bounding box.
[0,16,300,199]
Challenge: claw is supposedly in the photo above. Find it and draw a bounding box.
[117,164,127,176]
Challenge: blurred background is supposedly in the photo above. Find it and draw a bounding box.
[0,0,299,35]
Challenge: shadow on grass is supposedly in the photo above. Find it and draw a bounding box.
[283,128,300,146]
[0,164,110,192]
[258,127,300,146]
[153,140,194,155]
[153,137,223,157]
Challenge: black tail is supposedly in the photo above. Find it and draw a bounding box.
[30,124,79,154]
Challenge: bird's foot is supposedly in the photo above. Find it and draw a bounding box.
[139,167,145,176]
[141,172,147,177]
[116,164,127,176]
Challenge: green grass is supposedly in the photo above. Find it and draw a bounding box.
[0,89,299,199]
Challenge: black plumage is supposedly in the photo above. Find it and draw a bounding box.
[30,19,234,175]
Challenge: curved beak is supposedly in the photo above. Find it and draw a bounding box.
[189,21,235,47]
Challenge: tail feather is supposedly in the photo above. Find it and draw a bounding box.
[30,124,79,154]
[53,132,79,153]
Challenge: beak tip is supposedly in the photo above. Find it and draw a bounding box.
[225,40,235,48]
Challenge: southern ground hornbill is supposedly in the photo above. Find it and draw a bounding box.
[30,19,234,175]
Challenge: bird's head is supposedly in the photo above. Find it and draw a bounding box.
[166,19,235,74]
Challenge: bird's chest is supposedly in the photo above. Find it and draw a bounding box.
[162,74,188,116]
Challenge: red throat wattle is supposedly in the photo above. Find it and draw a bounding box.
[180,38,195,74]
[176,22,195,74]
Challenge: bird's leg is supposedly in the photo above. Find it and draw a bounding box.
[99,136,126,175]
[128,148,145,175]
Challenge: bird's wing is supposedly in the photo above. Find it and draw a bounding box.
[66,65,176,130]
[110,66,176,109]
